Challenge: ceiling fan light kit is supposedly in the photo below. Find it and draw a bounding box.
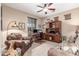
[43,8,48,12]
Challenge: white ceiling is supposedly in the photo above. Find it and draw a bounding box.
[4,3,79,18]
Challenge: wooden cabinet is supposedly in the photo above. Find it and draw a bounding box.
[43,33,61,43]
[55,21,61,32]
[43,20,61,43]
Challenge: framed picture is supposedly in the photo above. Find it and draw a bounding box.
[54,16,59,21]
[64,13,71,20]
[18,22,25,30]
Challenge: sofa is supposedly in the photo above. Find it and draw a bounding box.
[2,31,33,56]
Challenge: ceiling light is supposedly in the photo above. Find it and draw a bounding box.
[43,8,48,12]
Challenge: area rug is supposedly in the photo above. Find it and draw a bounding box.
[24,41,60,56]
[31,43,59,56]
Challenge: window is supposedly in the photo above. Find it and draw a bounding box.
[27,17,37,36]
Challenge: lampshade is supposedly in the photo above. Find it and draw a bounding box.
[11,22,17,27]
[11,24,18,28]
[7,21,19,31]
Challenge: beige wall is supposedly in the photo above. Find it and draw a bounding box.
[0,3,1,30]
[2,5,42,36]
[0,3,1,55]
[43,7,79,36]
[2,4,79,37]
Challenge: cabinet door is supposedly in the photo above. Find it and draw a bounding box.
[49,22,52,28]
[55,21,61,32]
[53,35,61,43]
[55,21,61,28]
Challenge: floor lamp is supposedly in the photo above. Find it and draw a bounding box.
[7,21,19,35]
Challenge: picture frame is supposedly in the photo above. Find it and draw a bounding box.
[18,22,25,30]
[64,13,71,20]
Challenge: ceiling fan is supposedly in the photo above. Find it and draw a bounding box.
[37,3,55,14]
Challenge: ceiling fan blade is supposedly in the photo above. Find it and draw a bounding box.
[44,4,47,7]
[48,8,55,11]
[48,3,53,7]
[37,9,43,12]
[37,5,44,8]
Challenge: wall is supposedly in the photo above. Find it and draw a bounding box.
[0,3,1,30]
[42,7,79,37]
[2,4,79,37]
[0,3,2,56]
[2,4,42,36]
